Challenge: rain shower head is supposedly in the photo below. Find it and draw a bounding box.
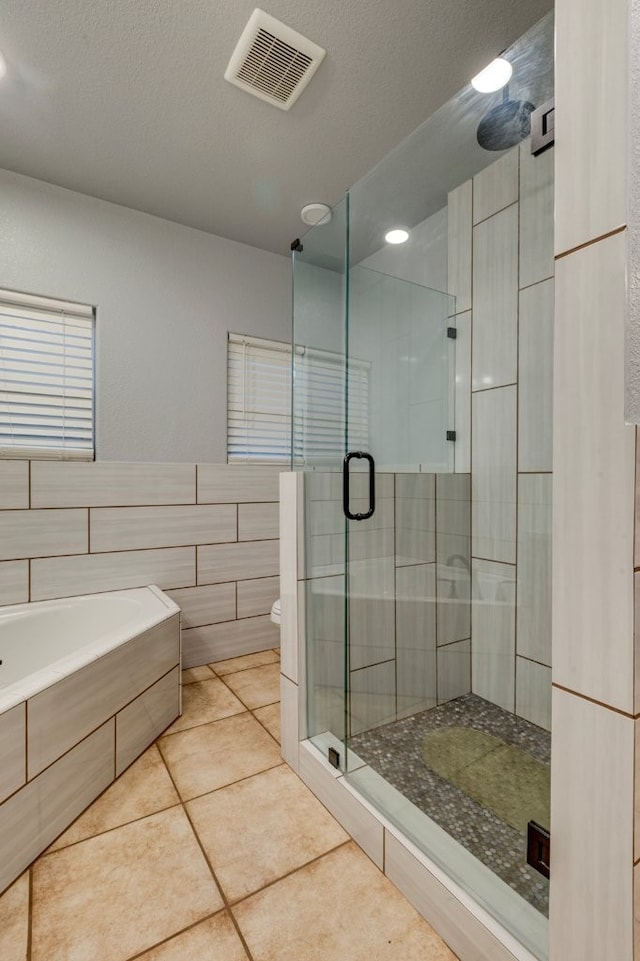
[476,87,535,151]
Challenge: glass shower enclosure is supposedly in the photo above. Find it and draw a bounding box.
[292,11,553,960]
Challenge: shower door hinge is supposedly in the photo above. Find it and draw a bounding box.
[291,238,304,252]
[531,98,555,156]
[447,326,457,339]
[526,820,550,879]
[446,430,457,442]
[328,746,340,769]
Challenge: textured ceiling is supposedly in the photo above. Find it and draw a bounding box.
[0,0,552,255]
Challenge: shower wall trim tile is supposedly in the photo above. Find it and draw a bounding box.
[0,461,280,665]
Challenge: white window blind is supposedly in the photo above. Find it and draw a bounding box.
[0,289,95,460]
[293,345,369,466]
[227,333,292,463]
[227,332,369,465]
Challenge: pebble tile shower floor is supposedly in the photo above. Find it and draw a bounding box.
[0,649,457,961]
[350,693,551,915]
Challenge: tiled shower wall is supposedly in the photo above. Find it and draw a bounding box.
[304,469,470,739]
[0,461,280,666]
[448,139,554,731]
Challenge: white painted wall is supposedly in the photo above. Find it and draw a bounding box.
[0,169,291,462]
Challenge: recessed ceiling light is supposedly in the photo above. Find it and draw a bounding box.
[471,57,512,93]
[385,227,410,245]
[0,52,7,80]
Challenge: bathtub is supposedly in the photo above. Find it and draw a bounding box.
[0,585,181,895]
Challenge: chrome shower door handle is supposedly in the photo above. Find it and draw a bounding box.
[343,451,376,521]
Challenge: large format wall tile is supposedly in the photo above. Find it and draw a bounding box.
[197,464,281,503]
[436,473,471,646]
[31,461,195,507]
[31,547,195,601]
[472,386,517,564]
[27,615,179,777]
[517,474,552,666]
[0,721,114,895]
[349,558,396,671]
[471,559,515,712]
[0,462,28,509]
[555,0,627,254]
[197,540,279,585]
[472,204,519,390]
[518,280,554,472]
[237,575,280,618]
[90,505,236,552]
[238,502,279,541]
[349,660,397,736]
[0,704,25,804]
[395,474,435,566]
[472,148,519,225]
[447,181,472,314]
[550,689,634,961]
[182,615,278,668]
[519,142,554,289]
[554,234,635,711]
[166,583,236,628]
[515,657,551,731]
[0,509,87,561]
[437,639,471,704]
[116,666,180,775]
[0,561,28,606]
[396,564,437,718]
[453,310,471,473]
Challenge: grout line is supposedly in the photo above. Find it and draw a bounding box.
[227,838,353,910]
[554,224,626,261]
[472,198,519,229]
[123,910,230,961]
[154,738,258,961]
[552,682,638,720]
[27,867,33,961]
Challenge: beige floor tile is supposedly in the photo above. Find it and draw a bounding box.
[188,765,348,902]
[254,702,280,743]
[234,842,458,961]
[223,662,281,709]
[182,665,215,684]
[31,807,222,961]
[136,912,248,961]
[211,649,280,676]
[164,678,245,734]
[159,713,282,800]
[0,871,29,961]
[48,744,179,851]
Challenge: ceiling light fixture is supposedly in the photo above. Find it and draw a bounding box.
[385,227,410,245]
[471,57,512,93]
[300,203,332,226]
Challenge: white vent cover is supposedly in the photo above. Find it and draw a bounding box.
[225,9,326,110]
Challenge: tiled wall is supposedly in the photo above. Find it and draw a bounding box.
[301,469,471,740]
[0,461,281,666]
[551,0,636,958]
[448,139,554,731]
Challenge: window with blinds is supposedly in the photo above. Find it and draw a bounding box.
[227,333,369,465]
[0,289,95,460]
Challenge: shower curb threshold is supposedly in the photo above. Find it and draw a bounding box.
[295,738,543,961]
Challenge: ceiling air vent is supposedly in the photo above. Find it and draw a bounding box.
[225,9,326,111]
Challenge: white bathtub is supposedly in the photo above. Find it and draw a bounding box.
[0,585,181,896]
[0,585,179,708]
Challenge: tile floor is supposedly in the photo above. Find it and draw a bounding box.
[0,648,458,961]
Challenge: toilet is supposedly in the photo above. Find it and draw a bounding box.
[270,597,281,626]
